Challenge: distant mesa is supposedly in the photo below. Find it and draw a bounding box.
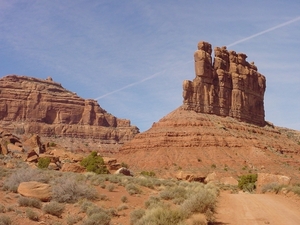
[183,41,266,126]
[0,74,139,144]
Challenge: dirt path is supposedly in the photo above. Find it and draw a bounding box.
[215,192,300,225]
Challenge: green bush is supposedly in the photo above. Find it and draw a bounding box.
[140,171,156,177]
[238,174,258,192]
[37,157,51,169]
[43,201,65,217]
[80,151,108,174]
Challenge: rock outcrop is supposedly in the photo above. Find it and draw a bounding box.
[117,41,300,182]
[0,75,139,144]
[183,41,266,126]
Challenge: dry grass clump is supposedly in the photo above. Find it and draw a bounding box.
[3,168,49,192]
[134,205,185,225]
[0,215,11,225]
[80,200,112,225]
[66,215,83,225]
[130,209,145,225]
[287,184,300,196]
[0,204,6,213]
[25,208,39,221]
[261,182,284,194]
[43,201,65,217]
[18,196,42,209]
[52,174,98,203]
[125,183,142,195]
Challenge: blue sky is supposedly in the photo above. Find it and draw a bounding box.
[1,1,300,132]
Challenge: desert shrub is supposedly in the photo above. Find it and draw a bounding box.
[107,184,115,192]
[37,157,51,169]
[160,186,187,200]
[261,182,284,194]
[3,168,49,192]
[287,185,300,196]
[238,174,258,192]
[117,203,129,211]
[121,195,128,203]
[26,208,39,221]
[135,177,155,189]
[130,209,145,225]
[66,215,82,225]
[145,196,162,209]
[108,175,122,184]
[99,194,109,201]
[181,188,217,222]
[18,196,42,209]
[52,174,98,203]
[0,167,9,179]
[125,183,142,195]
[80,151,108,174]
[0,215,11,225]
[43,201,65,217]
[140,171,156,177]
[81,212,111,225]
[0,204,6,213]
[135,206,185,225]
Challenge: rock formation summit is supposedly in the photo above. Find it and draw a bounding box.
[0,75,139,144]
[183,41,266,126]
[118,41,300,181]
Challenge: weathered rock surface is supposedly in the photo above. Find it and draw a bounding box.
[183,41,266,126]
[18,181,51,201]
[0,75,139,144]
[118,107,300,182]
[256,173,291,193]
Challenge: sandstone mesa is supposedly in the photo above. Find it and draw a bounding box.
[0,75,139,145]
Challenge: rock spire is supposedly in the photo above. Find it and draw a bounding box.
[183,41,266,126]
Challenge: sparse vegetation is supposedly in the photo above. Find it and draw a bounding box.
[43,201,65,217]
[37,157,51,169]
[238,174,258,192]
[80,151,108,174]
[26,208,39,221]
[0,215,12,225]
[140,171,156,177]
[18,196,42,209]
[52,174,98,203]
[261,182,284,194]
[3,168,48,192]
[125,183,142,195]
[121,195,128,203]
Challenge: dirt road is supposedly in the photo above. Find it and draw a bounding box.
[215,192,300,225]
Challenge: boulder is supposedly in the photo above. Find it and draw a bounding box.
[176,171,206,182]
[256,173,291,193]
[205,172,217,183]
[114,167,133,176]
[18,181,51,201]
[61,162,85,173]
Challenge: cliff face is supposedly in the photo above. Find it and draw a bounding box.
[183,41,266,126]
[0,75,139,143]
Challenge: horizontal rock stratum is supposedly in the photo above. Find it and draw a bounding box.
[0,75,139,143]
[118,41,300,182]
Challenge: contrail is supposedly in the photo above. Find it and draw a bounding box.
[95,16,300,100]
[227,16,300,47]
[95,69,167,100]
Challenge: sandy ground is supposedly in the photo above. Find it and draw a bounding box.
[215,192,300,225]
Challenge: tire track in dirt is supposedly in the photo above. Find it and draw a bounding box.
[215,192,300,225]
